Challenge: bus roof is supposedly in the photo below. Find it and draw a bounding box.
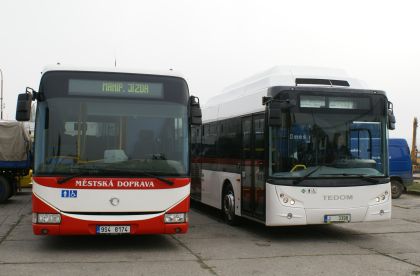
[41,65,186,79]
[203,66,370,123]
[206,66,366,107]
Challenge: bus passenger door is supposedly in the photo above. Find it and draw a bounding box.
[253,115,265,219]
[241,114,265,219]
[241,117,253,214]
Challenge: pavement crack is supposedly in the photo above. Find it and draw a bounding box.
[202,252,376,261]
[0,214,24,246]
[351,230,420,235]
[367,247,420,269]
[401,219,420,224]
[0,259,201,265]
[312,225,420,269]
[171,235,218,276]
[0,215,8,226]
[393,205,410,210]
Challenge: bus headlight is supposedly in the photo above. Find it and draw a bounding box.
[279,193,297,206]
[164,213,187,224]
[374,191,389,204]
[33,213,61,224]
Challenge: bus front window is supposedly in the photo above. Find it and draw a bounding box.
[35,98,189,176]
[269,105,387,180]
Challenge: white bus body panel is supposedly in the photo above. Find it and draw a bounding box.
[201,170,242,216]
[33,180,190,221]
[266,183,391,226]
[203,89,267,123]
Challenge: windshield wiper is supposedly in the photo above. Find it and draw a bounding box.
[127,171,174,186]
[319,173,380,184]
[58,174,84,184]
[293,166,323,185]
[57,167,174,186]
[57,168,98,184]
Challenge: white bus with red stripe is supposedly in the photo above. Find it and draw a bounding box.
[191,66,395,226]
[16,66,201,235]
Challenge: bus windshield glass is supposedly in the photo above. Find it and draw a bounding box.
[269,94,387,180]
[35,97,189,176]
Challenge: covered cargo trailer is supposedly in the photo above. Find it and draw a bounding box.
[0,121,31,202]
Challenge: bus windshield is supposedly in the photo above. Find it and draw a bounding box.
[35,98,189,176]
[269,97,387,179]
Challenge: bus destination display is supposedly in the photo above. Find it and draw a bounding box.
[68,79,164,98]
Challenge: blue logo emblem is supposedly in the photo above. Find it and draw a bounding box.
[61,190,78,198]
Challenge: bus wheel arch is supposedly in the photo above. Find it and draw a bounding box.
[222,180,238,225]
[390,178,403,199]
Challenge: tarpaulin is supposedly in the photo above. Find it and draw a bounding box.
[0,121,30,161]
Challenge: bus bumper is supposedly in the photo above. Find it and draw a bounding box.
[266,201,391,226]
[266,184,392,226]
[32,194,189,235]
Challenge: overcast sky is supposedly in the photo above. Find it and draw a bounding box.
[1,0,419,147]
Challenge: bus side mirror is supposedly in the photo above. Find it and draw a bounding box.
[387,101,395,130]
[388,110,396,130]
[190,96,202,125]
[265,98,295,126]
[268,107,281,126]
[16,92,32,121]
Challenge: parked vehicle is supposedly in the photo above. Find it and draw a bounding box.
[0,121,31,203]
[192,66,395,226]
[389,138,413,199]
[16,66,202,235]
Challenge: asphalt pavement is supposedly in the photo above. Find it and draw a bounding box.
[1,189,420,276]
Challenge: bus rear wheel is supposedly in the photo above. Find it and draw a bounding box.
[222,185,238,225]
[391,180,403,199]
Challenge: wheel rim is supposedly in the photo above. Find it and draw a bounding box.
[391,182,400,196]
[223,191,235,221]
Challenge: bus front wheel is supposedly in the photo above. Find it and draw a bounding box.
[391,180,403,199]
[222,184,238,225]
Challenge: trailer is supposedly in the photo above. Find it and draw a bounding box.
[0,121,31,203]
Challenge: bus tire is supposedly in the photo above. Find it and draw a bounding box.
[0,176,11,203]
[222,184,238,225]
[391,179,403,199]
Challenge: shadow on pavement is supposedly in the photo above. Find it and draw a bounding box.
[40,234,178,252]
[191,199,363,243]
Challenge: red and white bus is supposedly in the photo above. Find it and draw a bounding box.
[16,66,201,235]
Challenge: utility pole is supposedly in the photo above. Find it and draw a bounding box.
[412,117,418,171]
[0,68,3,120]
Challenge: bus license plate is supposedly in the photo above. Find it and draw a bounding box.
[96,225,131,234]
[324,214,351,223]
